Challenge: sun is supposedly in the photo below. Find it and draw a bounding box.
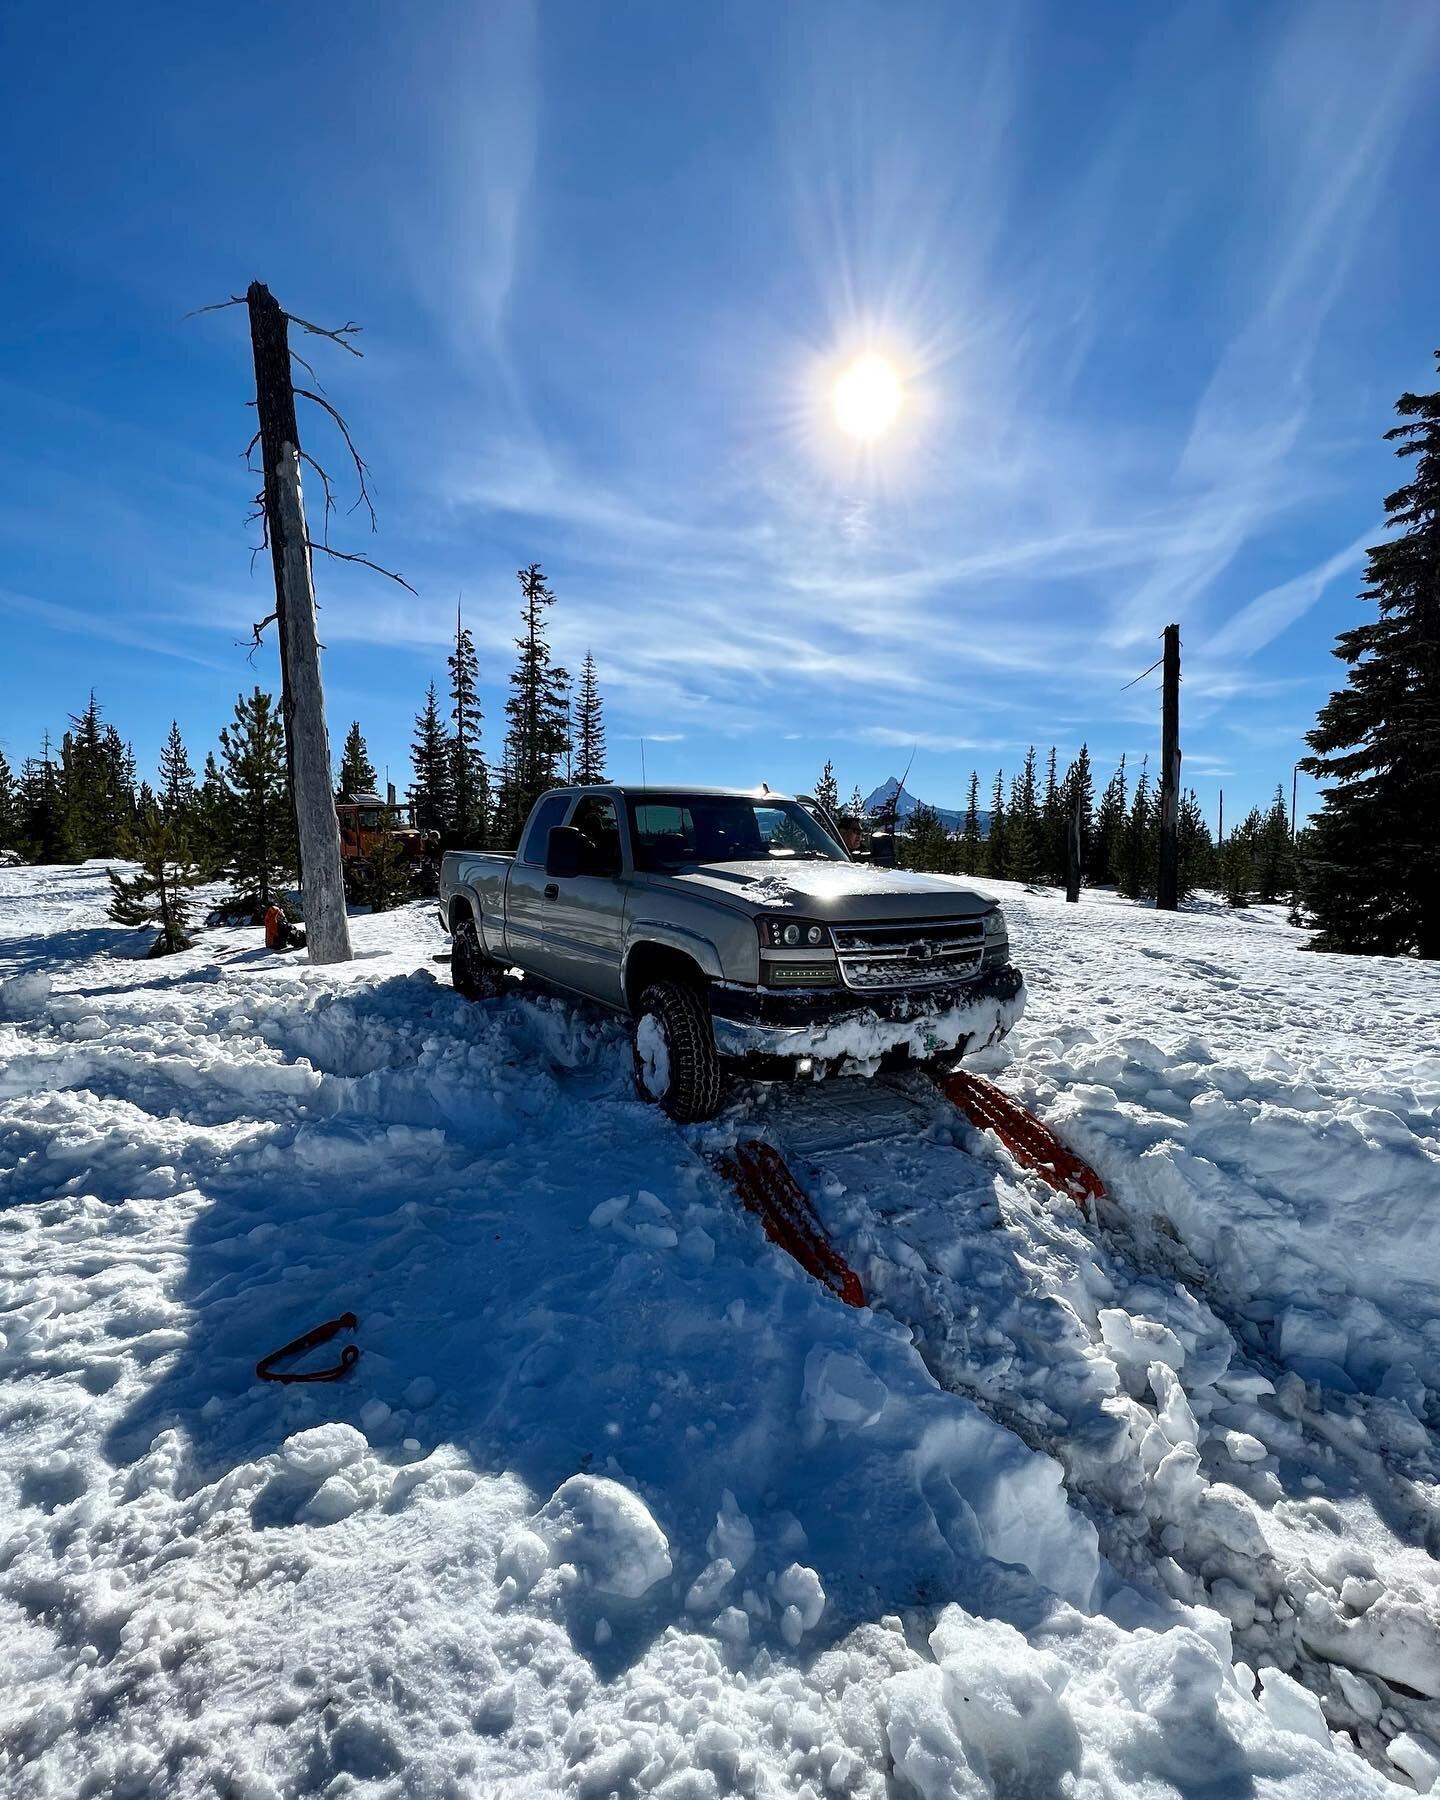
[832,352,903,440]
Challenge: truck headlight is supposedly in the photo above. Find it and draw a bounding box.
[983,908,1007,942]
[759,917,831,949]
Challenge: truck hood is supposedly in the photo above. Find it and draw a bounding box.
[648,860,996,921]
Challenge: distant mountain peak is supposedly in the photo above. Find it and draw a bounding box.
[861,776,972,834]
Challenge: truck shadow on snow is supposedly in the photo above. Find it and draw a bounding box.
[74,972,1124,1702]
[68,969,1345,1777]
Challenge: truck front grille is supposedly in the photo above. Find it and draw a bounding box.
[831,918,985,991]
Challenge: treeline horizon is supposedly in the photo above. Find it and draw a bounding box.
[811,749,1299,908]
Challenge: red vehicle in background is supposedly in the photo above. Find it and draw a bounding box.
[335,791,439,899]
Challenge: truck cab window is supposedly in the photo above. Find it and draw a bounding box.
[570,796,621,874]
[519,794,571,864]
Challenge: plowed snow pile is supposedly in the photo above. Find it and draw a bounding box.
[1,862,1437,1797]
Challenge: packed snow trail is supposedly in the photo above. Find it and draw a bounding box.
[1,862,1436,1795]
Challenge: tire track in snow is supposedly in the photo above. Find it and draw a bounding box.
[733,1071,1440,1780]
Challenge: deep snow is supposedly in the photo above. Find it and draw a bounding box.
[1,861,1437,1797]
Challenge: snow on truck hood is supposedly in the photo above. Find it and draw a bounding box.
[655,858,995,919]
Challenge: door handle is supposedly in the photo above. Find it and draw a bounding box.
[543,883,559,901]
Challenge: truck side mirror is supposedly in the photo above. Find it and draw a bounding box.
[545,825,584,879]
[869,831,897,868]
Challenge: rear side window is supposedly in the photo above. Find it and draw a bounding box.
[571,795,622,874]
[519,794,571,864]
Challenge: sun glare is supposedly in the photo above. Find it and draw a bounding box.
[832,352,903,440]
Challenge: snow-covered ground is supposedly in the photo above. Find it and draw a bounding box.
[2,862,1438,1797]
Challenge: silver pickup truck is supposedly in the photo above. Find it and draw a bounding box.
[438,785,1024,1122]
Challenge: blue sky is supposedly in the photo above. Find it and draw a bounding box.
[4,1,1438,825]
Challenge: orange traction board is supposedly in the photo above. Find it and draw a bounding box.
[712,1139,866,1309]
[937,1072,1106,1213]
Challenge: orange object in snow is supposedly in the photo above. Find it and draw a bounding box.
[937,1071,1106,1214]
[264,905,287,950]
[712,1139,865,1308]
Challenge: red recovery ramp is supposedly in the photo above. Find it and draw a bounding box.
[936,1071,1106,1213]
[712,1139,866,1309]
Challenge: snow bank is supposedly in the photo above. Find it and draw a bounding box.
[0,862,1428,1795]
[993,884,1440,1398]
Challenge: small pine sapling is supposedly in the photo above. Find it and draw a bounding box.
[107,803,204,956]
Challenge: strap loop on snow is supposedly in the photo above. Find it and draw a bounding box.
[255,1311,360,1385]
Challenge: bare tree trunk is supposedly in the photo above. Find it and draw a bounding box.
[1065,786,1082,903]
[247,281,352,965]
[1155,623,1181,911]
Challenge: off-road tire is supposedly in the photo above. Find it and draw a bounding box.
[452,912,505,1002]
[632,980,724,1123]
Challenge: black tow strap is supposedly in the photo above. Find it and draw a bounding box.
[255,1311,360,1385]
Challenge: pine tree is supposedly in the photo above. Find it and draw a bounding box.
[1222,809,1262,907]
[1254,786,1293,904]
[813,758,840,819]
[61,692,111,858]
[1094,757,1128,887]
[409,683,454,839]
[489,736,524,853]
[847,784,866,825]
[337,721,377,799]
[573,652,608,786]
[159,721,196,820]
[984,771,1008,879]
[219,689,296,918]
[904,801,951,873]
[1300,353,1440,957]
[18,738,70,864]
[107,800,203,956]
[501,563,571,843]
[0,751,17,855]
[361,801,414,913]
[1059,745,1095,886]
[1119,758,1155,899]
[193,751,234,877]
[103,727,137,844]
[1177,788,1215,902]
[956,771,983,875]
[1005,747,1042,883]
[448,607,489,844]
[1039,746,1065,883]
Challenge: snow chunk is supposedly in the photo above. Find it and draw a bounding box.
[634,1015,670,1099]
[1100,1309,1186,1377]
[775,1563,825,1645]
[803,1346,887,1428]
[1389,1732,1440,1794]
[706,1489,755,1573]
[589,1193,630,1228]
[279,1424,367,1481]
[0,970,51,1019]
[533,1474,672,1598]
[1257,1667,1331,1748]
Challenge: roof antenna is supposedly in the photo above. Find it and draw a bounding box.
[640,737,647,789]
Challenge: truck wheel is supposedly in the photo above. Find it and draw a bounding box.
[632,980,724,1123]
[452,913,504,1001]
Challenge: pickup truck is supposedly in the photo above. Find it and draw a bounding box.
[438,785,1024,1122]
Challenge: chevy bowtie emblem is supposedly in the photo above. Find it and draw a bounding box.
[908,940,934,961]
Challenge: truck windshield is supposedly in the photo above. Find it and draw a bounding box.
[627,794,847,870]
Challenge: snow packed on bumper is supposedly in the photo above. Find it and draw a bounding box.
[712,980,1026,1071]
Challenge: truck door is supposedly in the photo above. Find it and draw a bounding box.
[543,794,627,1006]
[504,793,571,980]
